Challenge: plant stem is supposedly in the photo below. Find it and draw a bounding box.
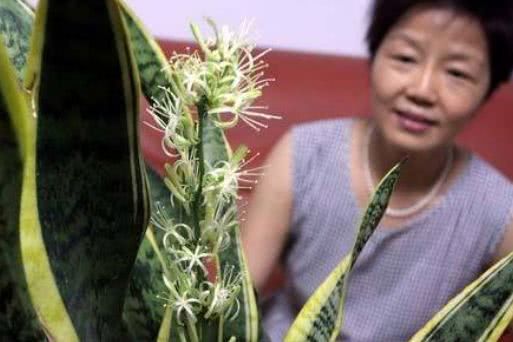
[218,313,225,342]
[192,97,208,241]
[177,326,188,342]
[185,317,199,342]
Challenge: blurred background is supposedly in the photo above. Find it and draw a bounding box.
[25,0,513,179]
[120,0,371,57]
[41,0,372,57]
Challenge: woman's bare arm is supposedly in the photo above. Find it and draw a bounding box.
[492,212,513,264]
[241,131,293,291]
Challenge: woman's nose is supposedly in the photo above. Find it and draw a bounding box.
[405,62,438,107]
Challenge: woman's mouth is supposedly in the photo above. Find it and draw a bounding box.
[394,110,437,133]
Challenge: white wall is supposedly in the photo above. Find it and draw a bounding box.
[27,0,372,57]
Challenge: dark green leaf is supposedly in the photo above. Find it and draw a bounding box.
[118,0,172,104]
[412,252,513,341]
[123,166,184,341]
[25,0,149,340]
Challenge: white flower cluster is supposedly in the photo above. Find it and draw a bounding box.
[148,19,280,136]
[146,19,278,337]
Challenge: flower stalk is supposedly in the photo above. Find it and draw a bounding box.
[147,18,279,341]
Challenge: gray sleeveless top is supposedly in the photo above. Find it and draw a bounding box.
[262,118,513,341]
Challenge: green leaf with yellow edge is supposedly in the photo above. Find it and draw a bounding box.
[117,0,173,104]
[115,2,190,340]
[20,0,149,340]
[123,166,184,342]
[284,159,403,342]
[0,23,45,340]
[410,251,513,342]
[123,223,166,341]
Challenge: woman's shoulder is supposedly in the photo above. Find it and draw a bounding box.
[460,151,513,237]
[292,117,355,136]
[287,117,356,201]
[465,152,513,195]
[461,152,513,264]
[290,117,357,153]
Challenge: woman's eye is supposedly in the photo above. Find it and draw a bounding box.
[447,69,471,80]
[392,54,416,64]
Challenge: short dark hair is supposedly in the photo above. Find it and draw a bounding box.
[366,0,513,95]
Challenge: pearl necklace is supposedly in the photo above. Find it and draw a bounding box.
[363,125,454,218]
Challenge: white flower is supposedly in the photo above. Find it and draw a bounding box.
[203,265,242,320]
[158,273,202,325]
[201,202,238,253]
[145,86,195,157]
[151,202,193,247]
[167,51,207,106]
[203,147,266,202]
[160,288,202,325]
[173,245,213,276]
[166,19,281,131]
[173,292,202,324]
[163,155,199,213]
[163,223,194,250]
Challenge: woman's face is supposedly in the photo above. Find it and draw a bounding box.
[370,6,491,154]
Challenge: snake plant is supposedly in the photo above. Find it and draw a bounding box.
[1,0,149,340]
[1,0,513,341]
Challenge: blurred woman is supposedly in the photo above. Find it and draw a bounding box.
[242,0,513,340]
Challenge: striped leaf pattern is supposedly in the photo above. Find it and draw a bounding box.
[19,0,149,340]
[118,0,172,105]
[123,166,185,341]
[285,160,403,342]
[411,251,513,341]
[117,3,185,340]
[0,0,33,82]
